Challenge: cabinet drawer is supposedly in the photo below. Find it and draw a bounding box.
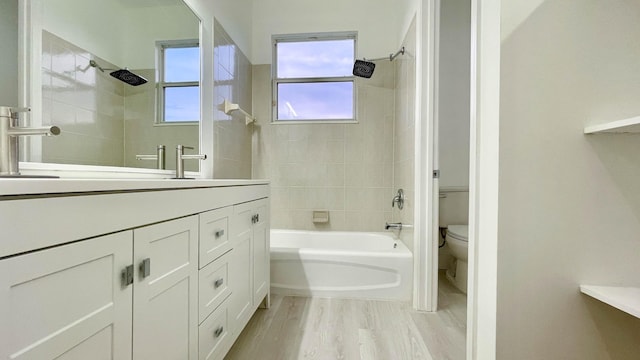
[199,206,232,268]
[199,251,232,324]
[198,303,231,360]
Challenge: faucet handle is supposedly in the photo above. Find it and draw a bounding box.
[392,189,405,210]
[9,107,31,119]
[174,145,206,179]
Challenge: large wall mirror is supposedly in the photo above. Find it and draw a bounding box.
[21,0,202,173]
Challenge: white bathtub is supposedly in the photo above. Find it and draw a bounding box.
[270,229,413,301]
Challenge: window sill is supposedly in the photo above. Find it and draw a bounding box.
[153,122,199,127]
[271,120,358,125]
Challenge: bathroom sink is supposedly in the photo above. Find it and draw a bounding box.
[0,175,60,179]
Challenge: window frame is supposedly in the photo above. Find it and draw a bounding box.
[271,32,358,124]
[156,39,200,125]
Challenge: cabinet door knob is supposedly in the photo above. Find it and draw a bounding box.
[214,278,224,288]
[214,326,224,338]
[215,229,224,238]
[139,258,151,279]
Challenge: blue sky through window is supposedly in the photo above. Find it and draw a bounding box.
[278,82,353,120]
[165,87,199,122]
[275,37,355,121]
[277,39,354,78]
[165,47,199,82]
[163,45,200,122]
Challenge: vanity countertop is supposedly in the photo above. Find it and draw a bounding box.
[0,178,269,197]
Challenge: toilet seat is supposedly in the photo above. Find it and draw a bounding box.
[447,225,468,242]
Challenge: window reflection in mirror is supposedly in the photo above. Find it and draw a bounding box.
[33,0,201,172]
[157,40,200,124]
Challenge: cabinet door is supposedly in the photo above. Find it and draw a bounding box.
[229,201,255,333]
[252,199,270,306]
[0,232,133,360]
[133,216,199,360]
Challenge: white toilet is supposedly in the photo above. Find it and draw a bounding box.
[445,225,468,294]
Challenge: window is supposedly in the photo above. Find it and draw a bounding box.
[157,40,200,124]
[272,32,356,122]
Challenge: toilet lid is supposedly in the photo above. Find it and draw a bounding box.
[447,225,468,242]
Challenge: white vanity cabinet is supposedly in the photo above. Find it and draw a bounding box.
[0,181,270,360]
[0,216,200,360]
[229,198,270,335]
[0,232,133,360]
[132,216,199,360]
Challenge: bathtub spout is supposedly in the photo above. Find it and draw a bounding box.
[385,222,402,230]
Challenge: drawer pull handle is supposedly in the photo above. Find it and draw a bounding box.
[214,326,224,338]
[215,229,225,238]
[214,278,224,288]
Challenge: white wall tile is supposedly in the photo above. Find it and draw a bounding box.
[252,61,397,232]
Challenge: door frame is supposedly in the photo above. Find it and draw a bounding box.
[413,0,440,313]
[414,0,500,358]
[466,0,500,359]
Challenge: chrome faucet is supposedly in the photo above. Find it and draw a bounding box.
[174,145,206,179]
[0,106,60,176]
[136,145,166,170]
[385,222,403,230]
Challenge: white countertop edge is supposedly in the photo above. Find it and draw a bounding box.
[0,178,270,197]
[580,285,640,319]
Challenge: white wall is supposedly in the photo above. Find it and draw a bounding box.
[42,0,128,67]
[251,0,412,64]
[438,0,470,189]
[498,0,640,358]
[0,0,19,106]
[122,4,199,69]
[212,0,253,61]
[43,0,198,69]
[393,17,417,251]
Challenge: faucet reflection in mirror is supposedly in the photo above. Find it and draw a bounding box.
[136,145,166,170]
[0,106,60,176]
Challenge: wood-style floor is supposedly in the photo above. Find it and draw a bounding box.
[225,272,466,360]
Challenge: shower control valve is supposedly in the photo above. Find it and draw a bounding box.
[392,189,405,210]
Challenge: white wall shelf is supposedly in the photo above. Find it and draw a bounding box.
[580,285,640,318]
[584,116,640,134]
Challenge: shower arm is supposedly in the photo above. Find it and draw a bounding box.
[89,60,114,73]
[362,47,405,62]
